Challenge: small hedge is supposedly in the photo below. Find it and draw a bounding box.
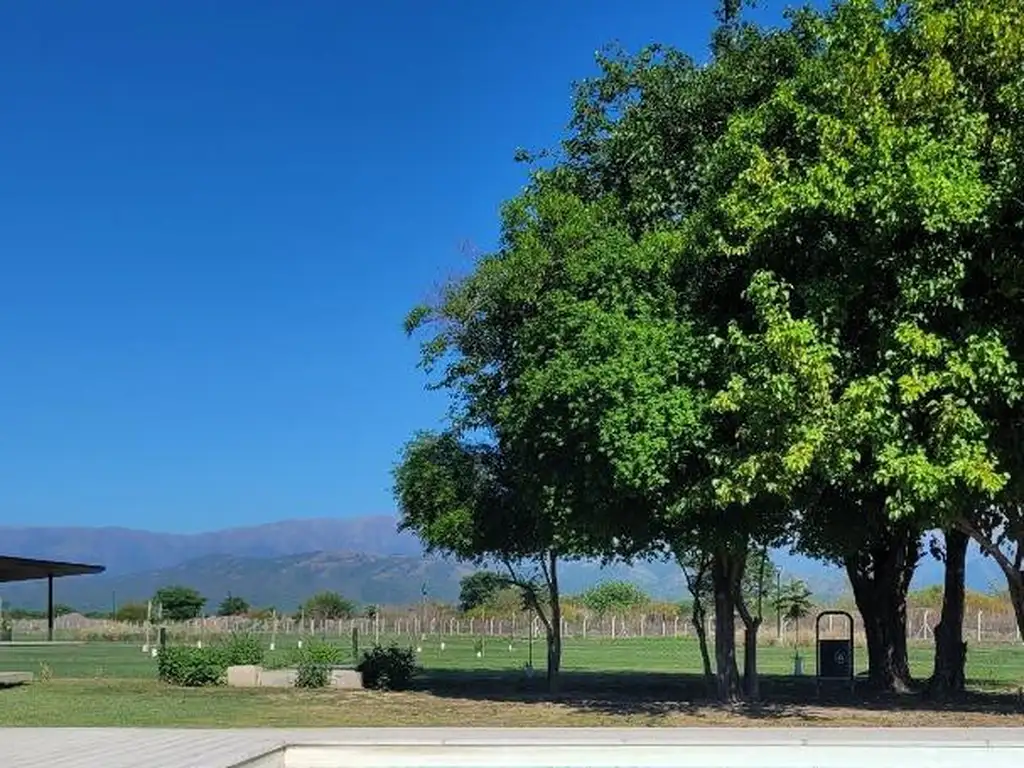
[356,644,418,691]
[221,631,265,667]
[157,632,266,687]
[292,640,348,689]
[157,646,225,687]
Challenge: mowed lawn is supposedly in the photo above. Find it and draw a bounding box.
[3,634,1023,681]
[2,636,1023,727]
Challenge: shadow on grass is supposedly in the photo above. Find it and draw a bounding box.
[410,669,1024,720]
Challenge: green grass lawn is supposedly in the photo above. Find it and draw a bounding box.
[3,634,1023,683]
[2,636,1022,727]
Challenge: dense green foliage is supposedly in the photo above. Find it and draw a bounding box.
[154,586,206,622]
[356,644,419,691]
[458,571,506,613]
[217,595,250,617]
[292,639,348,689]
[396,0,1024,700]
[114,602,149,623]
[155,632,266,687]
[156,646,224,687]
[580,581,651,617]
[298,591,356,621]
[219,632,265,667]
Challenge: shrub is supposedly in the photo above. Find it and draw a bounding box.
[356,644,418,691]
[292,639,347,689]
[157,646,226,687]
[221,631,265,667]
[295,658,330,689]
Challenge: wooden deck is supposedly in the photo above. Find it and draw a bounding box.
[0,727,1023,768]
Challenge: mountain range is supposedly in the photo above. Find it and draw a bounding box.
[0,516,1007,612]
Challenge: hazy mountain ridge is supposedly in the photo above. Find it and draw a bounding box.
[0,516,422,573]
[0,550,475,612]
[0,516,1005,612]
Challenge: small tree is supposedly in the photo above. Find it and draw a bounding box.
[579,580,650,617]
[774,579,813,647]
[300,591,355,621]
[217,594,250,617]
[394,431,579,693]
[154,585,206,622]
[676,547,714,686]
[114,602,148,623]
[458,571,505,613]
[740,547,779,620]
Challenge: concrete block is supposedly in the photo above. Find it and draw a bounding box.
[0,671,33,686]
[329,668,363,689]
[226,665,261,688]
[258,668,298,687]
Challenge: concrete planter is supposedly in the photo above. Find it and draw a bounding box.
[226,664,362,689]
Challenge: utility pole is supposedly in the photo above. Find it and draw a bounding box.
[421,582,428,637]
[776,570,783,640]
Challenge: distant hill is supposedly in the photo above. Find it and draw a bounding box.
[0,516,1008,612]
[0,547,837,613]
[0,516,422,574]
[0,550,475,612]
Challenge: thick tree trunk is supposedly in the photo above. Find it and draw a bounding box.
[711,549,744,702]
[1009,577,1024,645]
[929,527,968,696]
[845,524,919,693]
[741,616,761,699]
[545,551,562,693]
[736,596,762,700]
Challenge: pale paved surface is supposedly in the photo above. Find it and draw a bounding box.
[1,727,1024,768]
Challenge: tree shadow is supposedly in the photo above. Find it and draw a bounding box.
[410,669,1024,720]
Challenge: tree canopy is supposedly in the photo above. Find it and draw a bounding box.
[154,586,205,622]
[396,0,1024,701]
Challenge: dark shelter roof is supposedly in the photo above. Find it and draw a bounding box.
[0,555,105,584]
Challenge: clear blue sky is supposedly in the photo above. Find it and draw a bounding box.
[1,0,790,533]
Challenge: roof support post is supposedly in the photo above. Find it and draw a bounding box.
[47,574,54,642]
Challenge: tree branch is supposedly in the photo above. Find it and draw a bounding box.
[500,555,552,634]
[957,516,1019,580]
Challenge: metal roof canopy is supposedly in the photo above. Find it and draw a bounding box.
[0,555,105,642]
[0,555,105,584]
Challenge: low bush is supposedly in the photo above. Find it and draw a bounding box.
[292,639,347,689]
[156,646,226,687]
[294,657,330,688]
[220,631,265,667]
[356,644,418,691]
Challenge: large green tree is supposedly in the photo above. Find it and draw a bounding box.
[153,585,205,622]
[556,10,835,701]
[398,176,706,691]
[580,581,650,617]
[930,0,1024,683]
[562,0,1018,695]
[399,0,1024,701]
[458,571,505,613]
[707,0,1019,691]
[299,591,355,621]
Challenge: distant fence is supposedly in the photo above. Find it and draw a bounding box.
[8,605,1022,646]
